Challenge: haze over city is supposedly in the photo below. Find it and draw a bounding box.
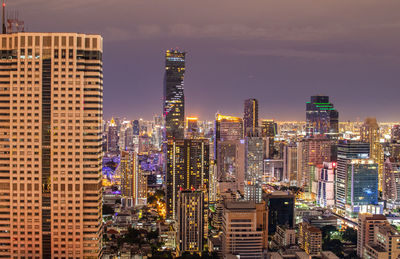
[10,0,400,121]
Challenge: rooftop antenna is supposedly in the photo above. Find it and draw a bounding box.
[2,0,5,34]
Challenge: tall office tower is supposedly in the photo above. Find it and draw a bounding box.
[261,119,277,138]
[124,126,134,151]
[283,143,298,186]
[163,49,185,140]
[215,114,244,180]
[360,117,383,191]
[344,159,379,217]
[135,154,150,205]
[186,116,199,138]
[382,157,400,203]
[114,117,121,132]
[186,116,198,131]
[132,119,140,135]
[261,119,277,159]
[265,191,295,235]
[107,118,119,153]
[216,140,245,186]
[243,98,258,136]
[120,151,135,207]
[336,141,370,211]
[305,95,339,137]
[297,137,332,196]
[0,33,103,257]
[315,162,336,208]
[357,214,388,257]
[215,114,243,142]
[245,132,264,183]
[177,190,204,256]
[298,222,322,255]
[392,125,400,143]
[263,159,284,183]
[166,139,209,219]
[118,126,126,151]
[221,200,267,258]
[363,224,400,259]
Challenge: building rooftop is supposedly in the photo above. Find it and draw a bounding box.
[224,200,256,210]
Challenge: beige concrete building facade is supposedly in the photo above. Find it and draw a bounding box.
[221,200,267,259]
[0,32,103,258]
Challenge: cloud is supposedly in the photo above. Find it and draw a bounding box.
[228,47,396,61]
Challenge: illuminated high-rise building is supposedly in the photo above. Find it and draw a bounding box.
[166,139,209,219]
[297,137,333,195]
[357,214,388,257]
[163,49,185,140]
[243,98,258,136]
[177,190,204,256]
[214,114,244,181]
[360,117,383,191]
[336,141,370,211]
[298,222,322,255]
[120,151,135,206]
[216,140,245,188]
[392,125,400,143]
[306,95,339,137]
[261,119,277,138]
[315,162,336,208]
[186,117,198,133]
[283,143,298,186]
[132,119,140,135]
[382,157,400,203]
[261,119,277,159]
[0,33,103,257]
[215,114,243,142]
[245,133,264,183]
[107,117,119,153]
[186,116,199,139]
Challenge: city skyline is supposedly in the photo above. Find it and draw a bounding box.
[8,0,400,122]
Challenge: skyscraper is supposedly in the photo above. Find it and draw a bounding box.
[261,119,277,159]
[283,143,298,186]
[120,151,135,206]
[166,139,209,219]
[0,33,103,257]
[360,117,383,191]
[297,137,333,195]
[383,157,400,203]
[177,190,204,256]
[346,160,379,216]
[107,118,119,153]
[392,125,400,143]
[243,98,258,136]
[265,191,295,235]
[163,49,185,140]
[336,141,370,211]
[244,131,264,203]
[214,114,244,183]
[306,95,339,137]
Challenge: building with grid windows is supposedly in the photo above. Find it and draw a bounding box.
[0,33,103,258]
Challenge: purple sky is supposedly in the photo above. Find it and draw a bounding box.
[10,0,400,121]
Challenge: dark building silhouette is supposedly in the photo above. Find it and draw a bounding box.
[244,98,258,136]
[163,49,185,140]
[306,96,339,137]
[265,191,295,235]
